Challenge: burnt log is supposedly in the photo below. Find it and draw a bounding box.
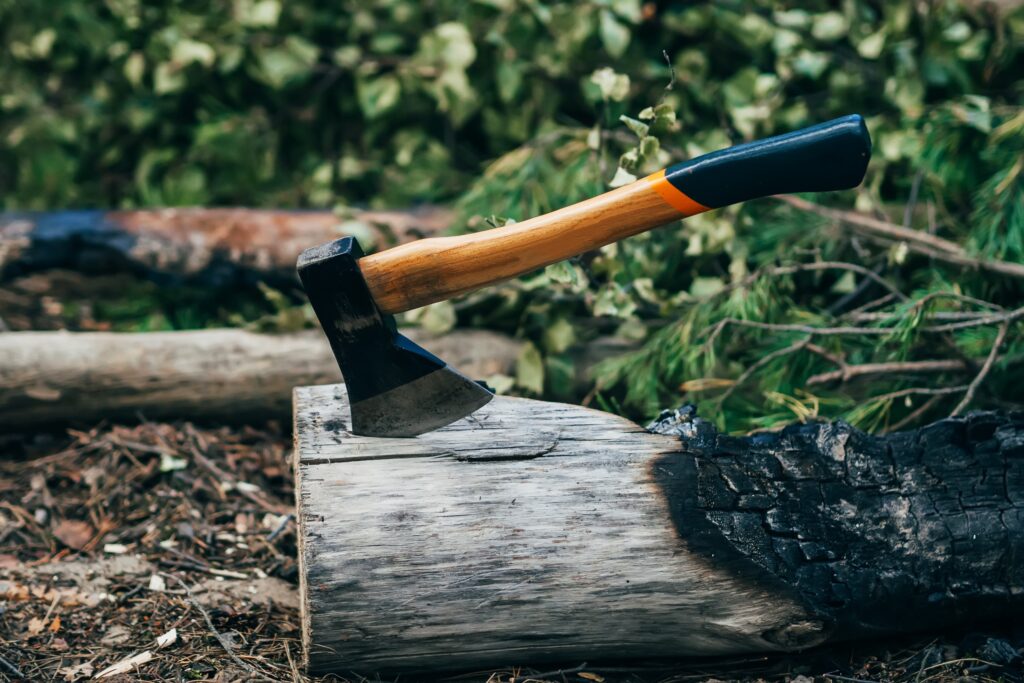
[0,207,451,285]
[293,384,1024,675]
[0,328,519,431]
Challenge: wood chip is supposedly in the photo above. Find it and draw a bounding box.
[155,627,177,648]
[94,650,153,678]
[147,574,166,592]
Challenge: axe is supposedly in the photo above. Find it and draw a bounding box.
[298,114,871,437]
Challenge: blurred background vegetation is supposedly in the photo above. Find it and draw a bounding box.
[1,0,1022,432]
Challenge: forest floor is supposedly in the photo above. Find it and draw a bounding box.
[1,421,1022,683]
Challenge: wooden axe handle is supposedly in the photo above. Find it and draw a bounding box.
[361,115,871,315]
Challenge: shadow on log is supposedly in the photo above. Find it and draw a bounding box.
[293,384,1023,676]
[0,207,451,285]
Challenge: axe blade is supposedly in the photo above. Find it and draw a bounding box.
[297,237,493,438]
[348,336,493,437]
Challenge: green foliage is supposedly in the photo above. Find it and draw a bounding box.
[2,0,1022,431]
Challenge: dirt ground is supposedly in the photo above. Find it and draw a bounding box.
[1,420,1022,682]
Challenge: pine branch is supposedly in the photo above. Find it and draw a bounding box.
[778,195,1024,280]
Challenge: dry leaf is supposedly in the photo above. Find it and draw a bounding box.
[147,574,166,592]
[579,674,605,682]
[27,616,45,635]
[59,661,94,681]
[53,519,94,550]
[100,625,131,647]
[49,615,61,632]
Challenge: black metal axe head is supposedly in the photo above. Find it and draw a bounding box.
[296,237,492,437]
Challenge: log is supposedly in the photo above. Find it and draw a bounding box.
[293,384,1024,675]
[0,328,519,431]
[0,207,452,285]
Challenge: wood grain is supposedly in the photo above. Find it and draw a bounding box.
[293,384,814,674]
[359,179,690,314]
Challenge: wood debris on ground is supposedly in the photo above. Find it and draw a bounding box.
[1,421,1022,682]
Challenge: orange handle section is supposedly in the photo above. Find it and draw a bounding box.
[359,175,707,315]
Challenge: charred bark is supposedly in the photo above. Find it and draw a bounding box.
[650,409,1024,645]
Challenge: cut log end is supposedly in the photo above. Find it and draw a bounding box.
[293,384,1024,675]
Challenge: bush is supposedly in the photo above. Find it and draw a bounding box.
[2,0,1022,431]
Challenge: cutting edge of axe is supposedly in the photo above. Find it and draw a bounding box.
[299,114,872,437]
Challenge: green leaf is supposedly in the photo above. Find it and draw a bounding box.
[153,62,185,94]
[255,36,319,89]
[404,301,456,334]
[235,0,281,27]
[357,76,401,119]
[589,67,630,101]
[123,52,145,87]
[172,39,216,68]
[600,10,631,58]
[811,11,848,41]
[496,60,523,103]
[608,166,637,188]
[516,342,545,394]
[543,317,576,354]
[619,115,649,138]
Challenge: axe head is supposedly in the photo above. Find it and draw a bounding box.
[297,237,493,437]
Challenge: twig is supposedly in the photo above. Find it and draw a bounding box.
[779,195,964,254]
[267,513,294,542]
[927,306,1024,333]
[807,359,969,386]
[659,49,676,104]
[847,311,993,322]
[707,261,908,305]
[719,338,811,402]
[165,574,257,675]
[779,195,1024,280]
[283,639,301,683]
[511,662,588,683]
[825,674,881,683]
[903,169,925,228]
[771,261,909,301]
[701,304,1024,342]
[952,322,1009,415]
[867,385,969,404]
[887,393,945,433]
[702,318,896,340]
[0,653,24,678]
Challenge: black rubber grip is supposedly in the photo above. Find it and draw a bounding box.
[665,115,871,209]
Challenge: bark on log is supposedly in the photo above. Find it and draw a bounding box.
[293,384,1024,675]
[0,328,519,431]
[0,207,451,285]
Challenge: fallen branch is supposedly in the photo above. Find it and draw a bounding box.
[0,328,521,431]
[0,206,452,285]
[778,196,1024,281]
